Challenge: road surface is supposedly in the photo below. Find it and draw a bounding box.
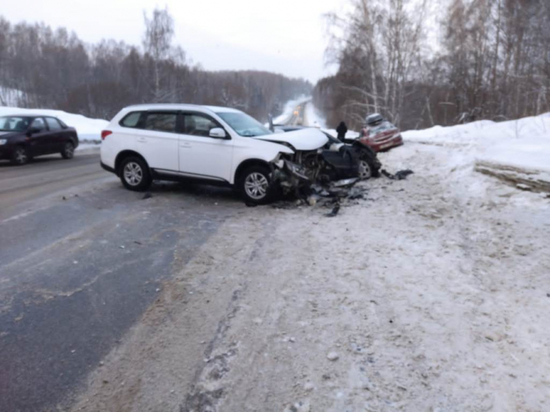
[2,133,550,412]
[0,153,242,411]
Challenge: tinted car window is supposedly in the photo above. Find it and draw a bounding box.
[0,116,31,132]
[145,113,177,133]
[183,114,219,137]
[121,112,142,128]
[31,118,46,132]
[46,117,63,131]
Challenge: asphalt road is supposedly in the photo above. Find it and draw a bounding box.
[286,102,307,126]
[0,152,243,411]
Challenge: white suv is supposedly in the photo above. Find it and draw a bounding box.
[100,104,328,204]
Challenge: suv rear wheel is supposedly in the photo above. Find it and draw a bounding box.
[119,157,152,191]
[239,166,273,205]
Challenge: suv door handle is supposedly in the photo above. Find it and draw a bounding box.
[180,142,192,149]
[137,137,147,143]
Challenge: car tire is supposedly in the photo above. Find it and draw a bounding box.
[238,166,273,205]
[61,142,75,159]
[119,156,152,192]
[11,146,29,165]
[358,150,380,179]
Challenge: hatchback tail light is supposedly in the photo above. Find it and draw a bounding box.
[101,130,112,140]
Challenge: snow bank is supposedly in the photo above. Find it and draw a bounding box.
[402,114,550,192]
[0,106,108,142]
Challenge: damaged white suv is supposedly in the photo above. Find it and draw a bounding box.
[100,104,329,204]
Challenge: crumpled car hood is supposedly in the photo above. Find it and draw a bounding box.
[254,128,328,151]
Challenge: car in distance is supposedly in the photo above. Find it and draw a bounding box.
[0,115,79,165]
[100,104,329,204]
[359,113,403,152]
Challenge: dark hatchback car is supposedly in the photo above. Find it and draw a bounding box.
[0,115,79,165]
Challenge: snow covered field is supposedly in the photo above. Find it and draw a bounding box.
[0,106,108,144]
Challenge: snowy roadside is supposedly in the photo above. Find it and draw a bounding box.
[66,138,549,411]
[403,114,550,192]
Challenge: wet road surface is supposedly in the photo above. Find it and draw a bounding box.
[0,152,243,411]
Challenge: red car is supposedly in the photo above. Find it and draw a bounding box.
[359,114,403,152]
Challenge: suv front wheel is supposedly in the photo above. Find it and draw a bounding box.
[119,157,152,191]
[238,166,273,205]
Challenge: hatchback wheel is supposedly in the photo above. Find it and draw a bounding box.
[61,142,75,159]
[119,157,152,191]
[358,158,372,179]
[239,166,273,204]
[11,146,29,165]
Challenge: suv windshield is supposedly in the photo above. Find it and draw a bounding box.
[0,116,31,132]
[216,112,272,137]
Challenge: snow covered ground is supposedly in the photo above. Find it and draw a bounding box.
[402,115,550,192]
[0,106,108,143]
[68,136,550,411]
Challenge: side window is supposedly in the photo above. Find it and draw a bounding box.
[31,118,46,132]
[144,113,177,133]
[183,114,219,137]
[46,117,62,131]
[120,112,143,128]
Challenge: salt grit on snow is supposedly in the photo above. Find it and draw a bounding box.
[0,106,108,143]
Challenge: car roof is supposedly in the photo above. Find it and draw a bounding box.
[122,104,242,115]
[1,114,59,118]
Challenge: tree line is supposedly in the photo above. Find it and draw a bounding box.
[314,0,550,131]
[0,8,311,121]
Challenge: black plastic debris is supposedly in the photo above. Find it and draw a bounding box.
[381,169,414,180]
[325,204,341,218]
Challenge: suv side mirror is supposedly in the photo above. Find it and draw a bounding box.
[209,128,227,139]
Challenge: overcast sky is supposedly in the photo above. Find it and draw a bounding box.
[1,0,351,83]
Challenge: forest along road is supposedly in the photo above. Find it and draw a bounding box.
[0,153,244,412]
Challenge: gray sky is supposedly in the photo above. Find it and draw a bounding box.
[1,0,351,83]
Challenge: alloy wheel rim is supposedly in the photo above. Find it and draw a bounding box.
[15,149,27,164]
[244,172,269,200]
[124,162,143,186]
[65,144,74,157]
[358,160,372,179]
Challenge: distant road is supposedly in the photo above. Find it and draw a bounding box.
[285,101,308,126]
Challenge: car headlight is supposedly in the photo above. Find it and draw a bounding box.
[0,139,7,145]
